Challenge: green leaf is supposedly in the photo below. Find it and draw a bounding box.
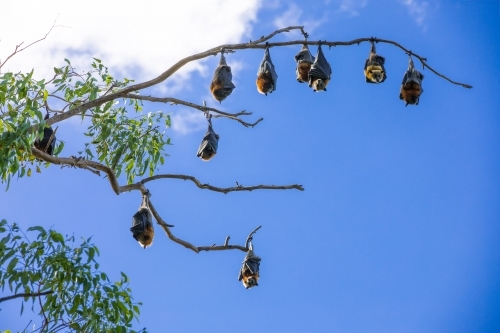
[7,257,18,271]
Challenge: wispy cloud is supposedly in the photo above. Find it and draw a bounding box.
[0,0,263,93]
[170,110,207,135]
[273,3,327,34]
[332,0,369,17]
[399,0,437,30]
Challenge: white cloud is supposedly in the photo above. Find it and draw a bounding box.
[0,0,262,92]
[325,0,368,17]
[336,0,369,17]
[400,0,436,30]
[170,109,207,135]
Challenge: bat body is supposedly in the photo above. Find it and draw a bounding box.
[34,113,56,155]
[308,44,332,92]
[210,53,235,103]
[130,193,154,249]
[295,44,315,83]
[256,46,278,95]
[364,41,387,84]
[399,57,424,106]
[238,242,261,289]
[197,116,219,161]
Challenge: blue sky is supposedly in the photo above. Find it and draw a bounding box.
[1,0,499,332]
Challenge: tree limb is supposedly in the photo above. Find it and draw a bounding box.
[44,26,470,127]
[126,94,263,127]
[137,174,304,193]
[31,150,304,195]
[0,290,53,303]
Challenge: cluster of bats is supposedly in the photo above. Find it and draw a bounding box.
[130,191,261,289]
[31,41,425,290]
[196,41,425,163]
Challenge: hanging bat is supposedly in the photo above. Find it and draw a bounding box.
[34,113,57,155]
[130,192,154,249]
[196,115,219,161]
[308,44,332,92]
[364,41,387,84]
[256,45,278,95]
[399,56,424,106]
[295,44,315,83]
[238,241,261,289]
[210,52,235,103]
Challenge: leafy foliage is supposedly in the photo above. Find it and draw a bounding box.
[0,58,171,188]
[0,220,147,333]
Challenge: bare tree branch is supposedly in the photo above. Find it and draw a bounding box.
[31,148,303,196]
[245,225,262,248]
[31,148,122,195]
[138,174,304,193]
[0,290,53,303]
[0,19,61,71]
[126,94,263,127]
[44,26,470,127]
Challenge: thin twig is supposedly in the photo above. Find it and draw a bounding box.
[0,290,53,303]
[245,225,262,248]
[0,19,60,70]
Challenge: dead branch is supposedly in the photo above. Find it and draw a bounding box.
[126,94,262,127]
[0,19,59,71]
[31,148,303,196]
[138,174,304,193]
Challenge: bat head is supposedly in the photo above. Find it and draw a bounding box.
[311,78,328,92]
[132,224,154,249]
[211,88,232,102]
[400,81,422,105]
[365,65,386,83]
[256,71,275,95]
[200,149,216,161]
[242,274,259,289]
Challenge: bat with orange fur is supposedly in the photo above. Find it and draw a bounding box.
[256,45,278,95]
[399,56,424,106]
[295,44,315,83]
[130,191,154,249]
[364,40,387,84]
[238,241,261,289]
[210,52,235,103]
[308,44,332,92]
[197,114,219,161]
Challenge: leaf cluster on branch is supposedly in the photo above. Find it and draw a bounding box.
[0,220,147,332]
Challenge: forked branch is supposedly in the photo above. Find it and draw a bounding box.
[126,94,263,127]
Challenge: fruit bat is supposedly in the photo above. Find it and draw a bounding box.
[210,52,235,103]
[238,241,261,289]
[34,113,56,155]
[364,41,387,84]
[295,44,315,83]
[256,45,278,95]
[196,115,219,161]
[308,44,332,92]
[130,192,154,249]
[399,56,424,106]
